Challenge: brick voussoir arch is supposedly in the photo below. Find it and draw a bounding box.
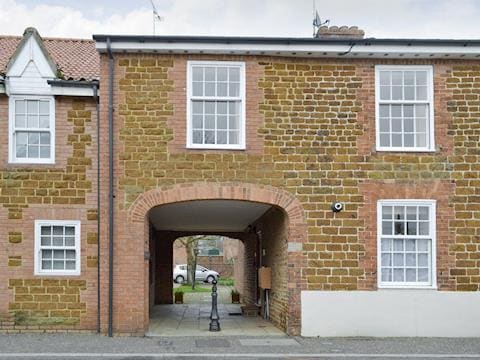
[129,182,306,232]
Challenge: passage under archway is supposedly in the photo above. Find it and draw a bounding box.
[125,182,307,336]
[147,199,290,334]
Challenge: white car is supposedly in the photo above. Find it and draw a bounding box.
[173,264,219,284]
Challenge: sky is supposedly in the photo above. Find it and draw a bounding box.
[0,0,479,40]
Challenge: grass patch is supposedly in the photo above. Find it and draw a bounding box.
[217,278,234,286]
[13,311,78,326]
[174,285,211,294]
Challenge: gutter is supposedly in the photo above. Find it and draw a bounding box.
[47,79,99,87]
[93,35,480,59]
[92,34,480,46]
[107,36,115,338]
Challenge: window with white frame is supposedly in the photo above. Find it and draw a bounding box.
[375,66,434,151]
[377,200,436,288]
[9,96,55,164]
[34,220,81,276]
[187,61,245,149]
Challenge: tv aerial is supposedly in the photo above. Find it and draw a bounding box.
[312,0,329,37]
[149,0,164,35]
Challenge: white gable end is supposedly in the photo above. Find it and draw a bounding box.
[6,36,55,95]
[7,36,55,78]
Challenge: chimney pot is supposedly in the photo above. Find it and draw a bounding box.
[316,25,365,39]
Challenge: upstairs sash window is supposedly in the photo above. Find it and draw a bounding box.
[187,61,245,149]
[9,96,55,163]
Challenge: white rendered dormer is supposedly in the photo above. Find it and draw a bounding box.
[5,28,56,96]
[5,28,56,164]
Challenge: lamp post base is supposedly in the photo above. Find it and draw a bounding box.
[209,279,221,332]
[209,320,221,331]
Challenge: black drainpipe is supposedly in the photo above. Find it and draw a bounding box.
[107,37,114,338]
[93,84,101,334]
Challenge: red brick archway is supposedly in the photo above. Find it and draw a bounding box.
[128,182,307,335]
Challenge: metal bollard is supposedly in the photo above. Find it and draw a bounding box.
[209,279,221,331]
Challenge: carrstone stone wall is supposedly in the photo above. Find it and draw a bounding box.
[8,279,87,326]
[98,54,480,335]
[112,55,480,292]
[0,96,99,332]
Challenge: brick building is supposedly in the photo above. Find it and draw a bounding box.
[0,28,99,331]
[1,25,480,336]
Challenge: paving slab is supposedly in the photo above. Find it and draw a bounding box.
[239,338,300,346]
[147,303,284,337]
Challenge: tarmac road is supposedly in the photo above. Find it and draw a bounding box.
[0,334,480,359]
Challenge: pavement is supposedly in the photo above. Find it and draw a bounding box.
[147,284,285,337]
[148,304,283,336]
[148,284,283,336]
[1,334,480,359]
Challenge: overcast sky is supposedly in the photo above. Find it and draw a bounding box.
[1,0,479,40]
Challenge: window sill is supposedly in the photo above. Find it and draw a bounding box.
[9,160,55,165]
[34,271,81,277]
[186,144,246,151]
[378,285,437,290]
[375,147,435,153]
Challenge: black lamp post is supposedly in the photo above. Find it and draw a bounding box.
[209,279,220,331]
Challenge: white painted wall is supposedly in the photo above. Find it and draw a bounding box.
[302,290,480,337]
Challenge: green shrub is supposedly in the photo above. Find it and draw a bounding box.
[218,278,234,286]
[173,285,211,294]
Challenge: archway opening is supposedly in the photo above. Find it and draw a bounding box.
[146,199,289,335]
[171,235,243,303]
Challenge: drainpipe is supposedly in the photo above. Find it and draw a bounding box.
[255,229,263,303]
[93,84,101,334]
[256,230,263,269]
[107,37,114,338]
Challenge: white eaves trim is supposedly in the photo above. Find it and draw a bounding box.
[1,80,95,96]
[96,41,480,59]
[50,85,95,97]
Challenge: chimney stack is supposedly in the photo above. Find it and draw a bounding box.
[316,26,365,39]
